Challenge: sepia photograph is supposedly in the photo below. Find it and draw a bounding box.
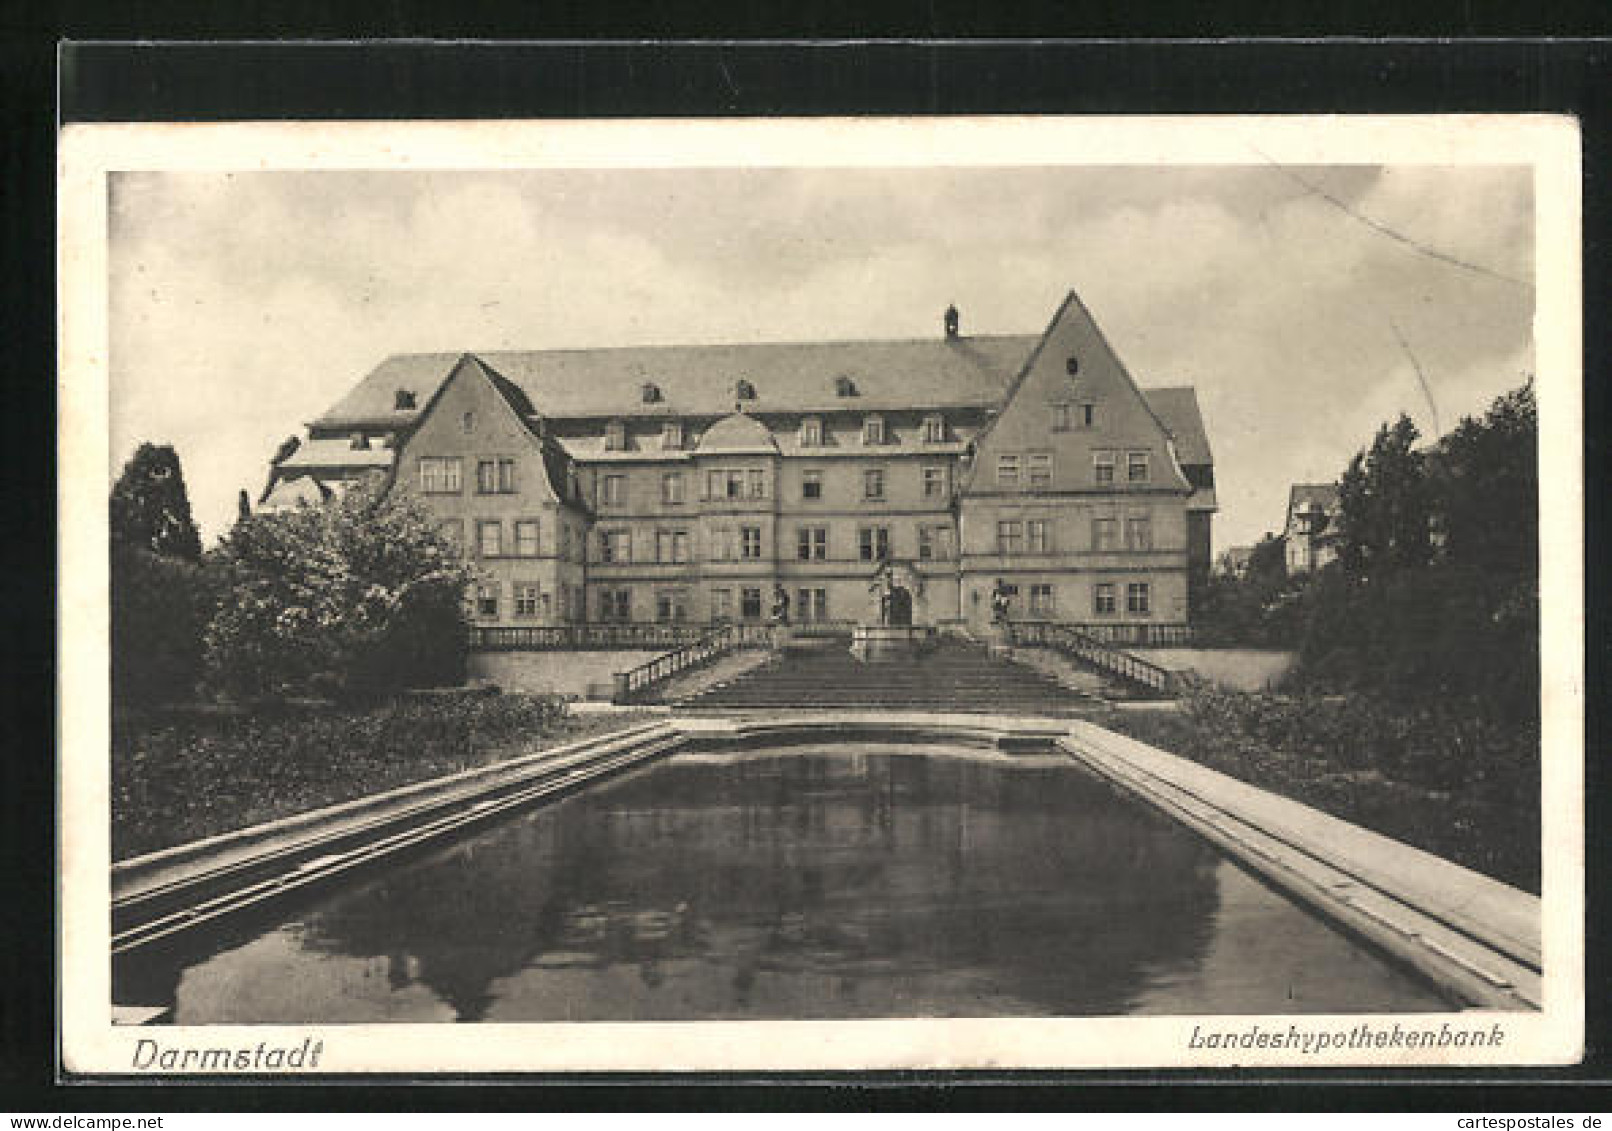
[57,114,1583,1073]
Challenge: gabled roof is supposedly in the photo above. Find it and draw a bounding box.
[277,437,396,471]
[1144,386,1214,468]
[1287,483,1341,518]
[313,335,1040,427]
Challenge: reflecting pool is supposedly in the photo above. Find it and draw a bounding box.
[115,746,1452,1022]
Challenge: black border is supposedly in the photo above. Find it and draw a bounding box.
[9,33,1608,1110]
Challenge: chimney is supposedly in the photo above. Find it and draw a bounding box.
[944,304,959,339]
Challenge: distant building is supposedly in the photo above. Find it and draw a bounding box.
[1215,545,1254,580]
[261,291,1215,630]
[1283,484,1342,574]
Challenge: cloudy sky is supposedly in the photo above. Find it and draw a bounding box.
[109,164,1534,552]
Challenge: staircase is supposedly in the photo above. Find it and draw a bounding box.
[672,636,1105,715]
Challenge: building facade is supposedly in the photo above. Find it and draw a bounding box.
[1283,483,1342,575]
[262,291,1216,631]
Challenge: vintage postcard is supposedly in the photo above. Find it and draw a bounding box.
[58,114,1583,1074]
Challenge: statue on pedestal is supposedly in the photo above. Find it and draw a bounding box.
[770,583,791,627]
[990,577,1012,627]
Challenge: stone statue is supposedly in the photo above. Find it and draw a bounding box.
[771,583,791,626]
[990,578,1012,626]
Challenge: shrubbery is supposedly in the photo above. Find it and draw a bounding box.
[110,544,216,708]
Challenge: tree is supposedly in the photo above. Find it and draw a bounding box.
[1432,381,1537,582]
[1335,413,1431,580]
[204,477,472,701]
[110,443,202,560]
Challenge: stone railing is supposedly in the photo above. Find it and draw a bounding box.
[612,623,776,704]
[1006,621,1179,698]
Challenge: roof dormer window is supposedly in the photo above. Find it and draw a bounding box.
[735,378,757,402]
[641,382,663,404]
[394,389,416,410]
[605,419,627,452]
[863,414,886,446]
[661,420,683,451]
[835,375,858,398]
[922,414,946,444]
[800,416,824,447]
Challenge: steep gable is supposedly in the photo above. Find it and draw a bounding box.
[965,291,1189,494]
[393,354,571,504]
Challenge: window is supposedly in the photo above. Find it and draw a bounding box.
[918,524,953,561]
[559,523,572,561]
[475,582,498,618]
[605,419,627,452]
[1051,403,1073,431]
[1092,516,1119,551]
[740,526,763,560]
[462,412,475,434]
[656,529,690,564]
[863,468,886,500]
[1027,452,1053,487]
[741,587,764,621]
[708,469,746,501]
[858,526,890,562]
[1082,403,1096,428]
[747,469,767,499]
[1128,451,1151,483]
[863,415,886,445]
[600,588,632,622]
[1027,519,1051,553]
[514,520,540,558]
[600,529,631,564]
[835,375,858,398]
[797,526,827,561]
[477,520,502,558]
[997,454,1021,487]
[710,589,734,622]
[437,518,464,555]
[1125,514,1153,550]
[1127,582,1152,615]
[1030,583,1056,616]
[655,589,690,623]
[796,588,829,623]
[476,458,516,494]
[1094,451,1116,485]
[922,466,948,499]
[600,474,626,508]
[923,415,946,443]
[997,520,1024,555]
[661,472,685,505]
[1093,583,1117,616]
[661,420,683,450]
[515,584,540,617]
[709,527,738,562]
[419,457,463,494]
[800,417,824,447]
[801,470,823,500]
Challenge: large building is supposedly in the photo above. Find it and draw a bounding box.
[262,291,1215,632]
[1283,483,1342,575]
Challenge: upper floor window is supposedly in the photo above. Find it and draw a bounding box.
[800,417,824,447]
[605,419,627,452]
[863,415,886,446]
[996,521,1024,555]
[1092,516,1119,551]
[997,454,1021,488]
[922,415,946,444]
[1093,450,1117,485]
[740,526,763,560]
[655,529,691,564]
[858,526,890,562]
[476,457,516,494]
[801,469,823,500]
[661,472,685,505]
[599,474,626,508]
[1082,403,1096,428]
[863,468,886,500]
[797,526,828,561]
[918,524,953,561]
[661,420,683,450]
[477,520,503,559]
[1027,518,1051,553]
[419,457,463,494]
[1125,513,1153,550]
[1127,451,1151,483]
[1027,452,1053,488]
[599,529,632,564]
[437,517,464,555]
[1051,403,1073,432]
[514,519,540,558]
[709,528,738,562]
[708,468,746,501]
[462,412,475,434]
[747,469,767,499]
[922,465,948,499]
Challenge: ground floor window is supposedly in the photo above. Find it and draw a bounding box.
[741,587,764,621]
[1029,583,1055,616]
[1127,582,1152,615]
[796,588,828,623]
[476,582,499,618]
[710,588,733,622]
[656,588,690,622]
[858,525,890,562]
[515,584,540,616]
[600,588,632,622]
[1092,582,1116,616]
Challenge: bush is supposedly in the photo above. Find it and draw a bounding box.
[110,544,217,709]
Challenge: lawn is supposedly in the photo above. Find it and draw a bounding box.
[111,694,659,860]
[1096,685,1540,893]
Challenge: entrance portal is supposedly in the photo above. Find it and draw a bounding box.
[886,586,913,627]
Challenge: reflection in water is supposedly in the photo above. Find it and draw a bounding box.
[117,747,1450,1022]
